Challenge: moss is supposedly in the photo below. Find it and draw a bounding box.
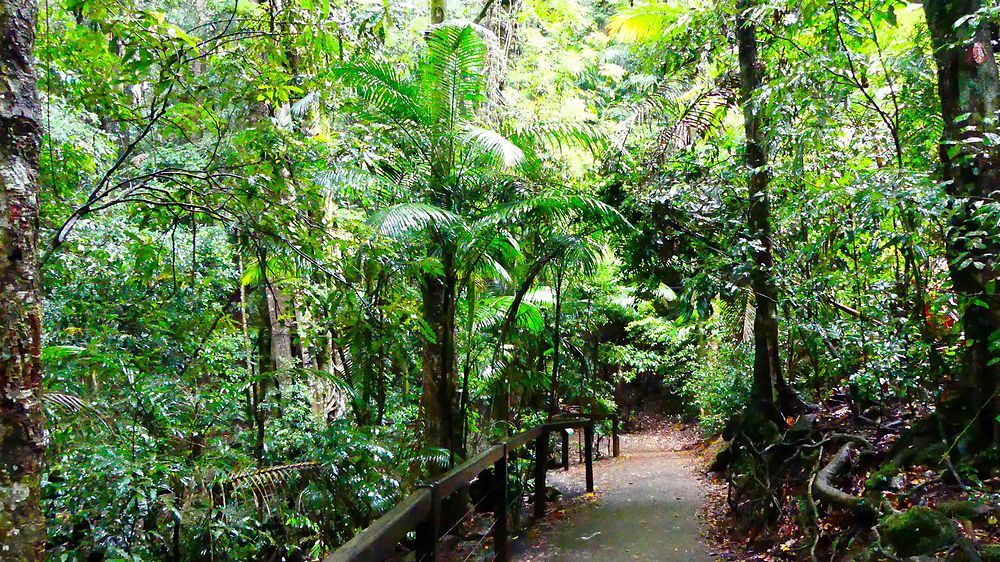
[865,463,900,491]
[980,545,1000,562]
[937,498,992,519]
[879,506,957,557]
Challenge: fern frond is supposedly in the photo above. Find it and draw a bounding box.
[401,446,450,471]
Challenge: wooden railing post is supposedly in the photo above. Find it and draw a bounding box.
[584,421,594,493]
[414,483,439,562]
[493,444,509,562]
[533,429,549,519]
[612,415,620,458]
[561,429,570,470]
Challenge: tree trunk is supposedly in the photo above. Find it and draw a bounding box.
[547,264,564,417]
[924,0,1000,447]
[431,0,446,23]
[736,0,799,424]
[421,249,461,463]
[0,0,44,558]
[265,280,294,373]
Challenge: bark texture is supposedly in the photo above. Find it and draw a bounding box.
[420,253,461,463]
[924,0,1000,446]
[0,0,44,559]
[736,0,798,424]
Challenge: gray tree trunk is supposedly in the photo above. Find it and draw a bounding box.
[736,0,799,424]
[0,0,45,558]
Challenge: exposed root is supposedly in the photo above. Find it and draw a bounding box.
[812,442,870,511]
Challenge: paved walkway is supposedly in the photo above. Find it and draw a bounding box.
[512,428,714,562]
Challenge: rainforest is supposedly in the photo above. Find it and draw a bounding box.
[1,0,1000,560]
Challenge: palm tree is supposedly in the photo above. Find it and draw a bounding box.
[334,22,622,461]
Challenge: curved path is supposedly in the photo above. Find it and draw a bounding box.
[511,424,715,562]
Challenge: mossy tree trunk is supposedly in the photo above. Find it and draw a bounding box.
[924,0,1000,447]
[0,0,44,558]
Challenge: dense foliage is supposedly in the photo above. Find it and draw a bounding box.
[2,0,999,559]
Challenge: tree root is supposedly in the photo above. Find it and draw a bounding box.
[812,442,872,512]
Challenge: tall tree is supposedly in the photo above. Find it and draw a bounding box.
[736,0,799,424]
[0,0,45,558]
[924,0,1000,446]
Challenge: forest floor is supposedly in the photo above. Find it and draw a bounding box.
[507,408,719,562]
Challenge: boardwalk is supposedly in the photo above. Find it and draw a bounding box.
[513,425,713,562]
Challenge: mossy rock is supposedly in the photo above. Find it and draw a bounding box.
[879,506,957,557]
[865,463,900,491]
[936,499,993,519]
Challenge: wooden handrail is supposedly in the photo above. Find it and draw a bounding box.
[324,417,614,562]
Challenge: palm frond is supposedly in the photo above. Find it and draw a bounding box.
[609,78,730,163]
[464,124,524,167]
[607,1,686,43]
[316,167,397,207]
[229,461,326,508]
[42,391,90,413]
[240,254,296,287]
[332,61,421,122]
[42,392,109,428]
[422,23,489,129]
[720,291,755,346]
[368,202,462,237]
[474,253,513,283]
[512,121,606,155]
[475,296,545,334]
[283,367,358,400]
[551,235,607,277]
[480,192,629,231]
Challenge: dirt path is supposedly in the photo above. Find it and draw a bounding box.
[512,423,715,562]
